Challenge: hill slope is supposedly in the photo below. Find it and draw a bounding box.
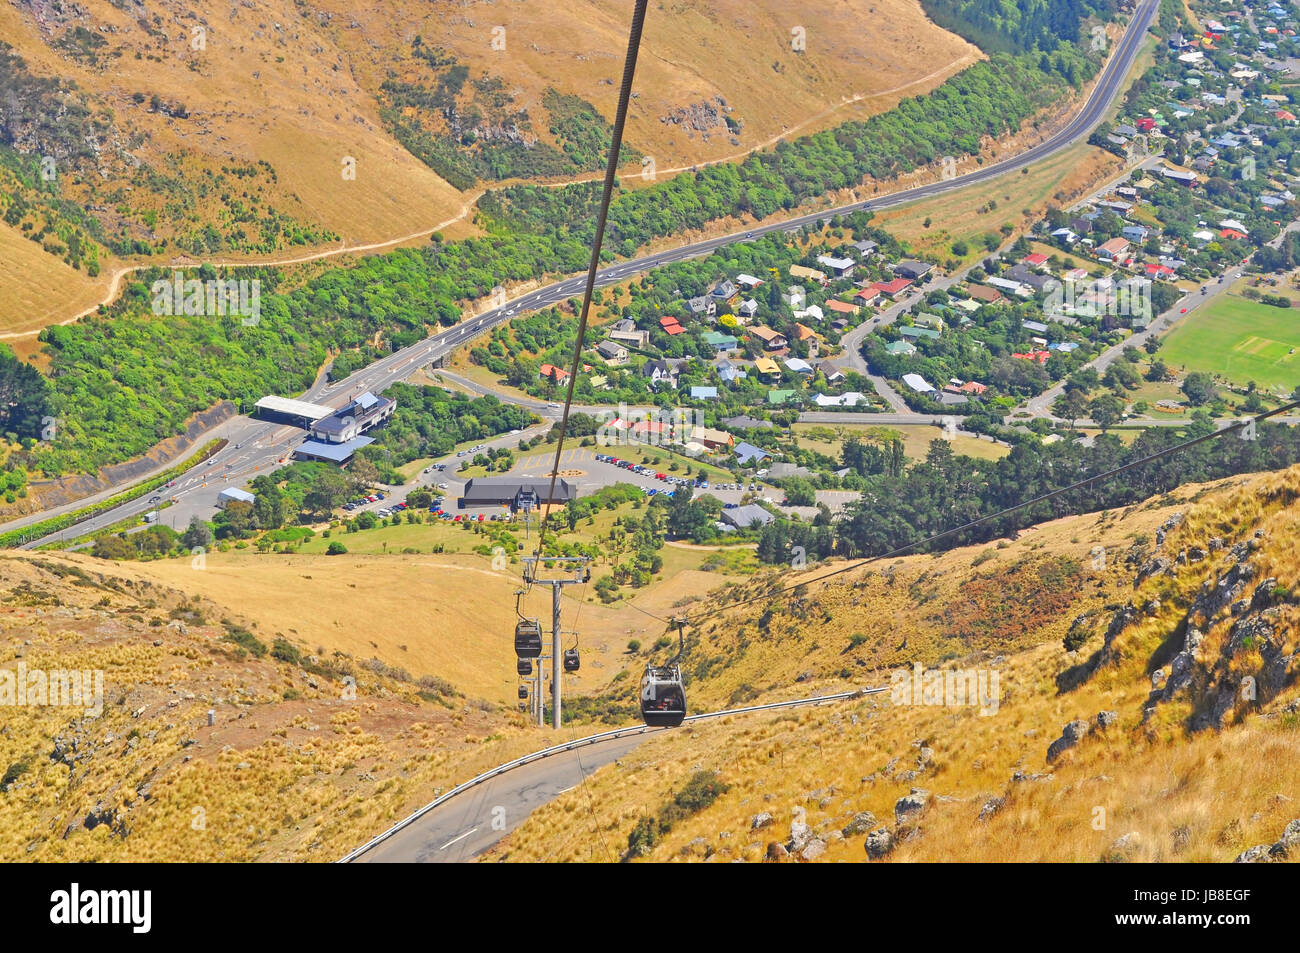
[486,466,1300,862]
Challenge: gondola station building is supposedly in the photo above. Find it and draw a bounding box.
[458,478,578,512]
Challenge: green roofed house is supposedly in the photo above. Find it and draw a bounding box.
[767,389,798,405]
[899,325,941,342]
[702,331,739,353]
[885,340,917,356]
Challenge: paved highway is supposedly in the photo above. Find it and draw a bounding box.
[6,0,1160,546]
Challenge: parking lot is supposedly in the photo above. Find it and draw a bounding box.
[335,438,859,526]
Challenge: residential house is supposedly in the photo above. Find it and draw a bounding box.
[871,277,913,300]
[750,325,788,350]
[717,360,748,384]
[733,442,772,466]
[790,264,828,284]
[1096,237,1131,262]
[641,359,678,389]
[538,363,570,383]
[901,373,934,393]
[687,295,715,318]
[594,340,628,365]
[690,425,734,450]
[689,386,719,400]
[724,415,772,430]
[1051,227,1079,245]
[894,260,934,280]
[738,299,759,319]
[710,279,740,305]
[1121,224,1150,243]
[783,285,807,309]
[702,331,739,354]
[783,357,814,375]
[816,254,856,278]
[965,284,1004,304]
[659,316,685,336]
[1022,252,1050,269]
[736,273,764,289]
[1160,167,1199,186]
[812,392,867,408]
[818,362,845,384]
[851,239,879,258]
[987,276,1030,296]
[853,287,883,307]
[885,339,917,356]
[753,357,782,381]
[900,325,941,343]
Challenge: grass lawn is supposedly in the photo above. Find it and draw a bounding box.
[1160,295,1300,392]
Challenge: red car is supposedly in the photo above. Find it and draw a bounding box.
[477,514,485,522]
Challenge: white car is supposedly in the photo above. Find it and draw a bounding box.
[438,482,449,489]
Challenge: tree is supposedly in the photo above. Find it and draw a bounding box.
[304,469,348,516]
[326,541,348,555]
[782,477,817,506]
[1054,388,1089,429]
[1181,372,1216,407]
[182,517,214,550]
[1088,393,1124,432]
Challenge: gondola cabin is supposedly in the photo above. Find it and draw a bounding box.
[514,618,543,658]
[563,648,580,673]
[640,663,686,728]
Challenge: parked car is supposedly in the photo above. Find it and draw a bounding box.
[437,482,449,489]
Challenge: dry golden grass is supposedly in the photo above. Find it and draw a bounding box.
[0,553,564,861]
[0,223,107,337]
[793,422,1011,463]
[489,466,1300,862]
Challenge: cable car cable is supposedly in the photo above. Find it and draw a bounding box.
[530,0,649,565]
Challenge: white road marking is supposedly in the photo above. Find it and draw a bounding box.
[439,827,478,850]
[556,785,577,795]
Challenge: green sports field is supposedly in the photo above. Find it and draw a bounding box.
[1161,295,1300,391]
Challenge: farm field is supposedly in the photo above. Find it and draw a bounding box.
[1160,294,1300,392]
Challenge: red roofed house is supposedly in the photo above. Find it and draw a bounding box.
[854,287,883,307]
[1277,110,1297,123]
[825,299,859,316]
[1136,117,1156,133]
[1220,228,1248,241]
[1012,350,1050,364]
[871,277,913,299]
[1022,252,1050,269]
[1145,263,1176,278]
[659,316,685,335]
[958,380,988,395]
[539,363,570,382]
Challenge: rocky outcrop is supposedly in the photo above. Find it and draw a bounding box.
[1046,719,1091,763]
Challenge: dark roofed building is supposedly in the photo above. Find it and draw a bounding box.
[459,478,578,511]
